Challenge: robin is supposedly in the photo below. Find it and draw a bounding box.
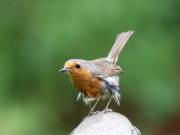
[59,31,134,114]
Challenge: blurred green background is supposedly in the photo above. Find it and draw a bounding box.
[0,0,180,135]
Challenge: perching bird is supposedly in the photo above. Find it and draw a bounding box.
[59,31,134,113]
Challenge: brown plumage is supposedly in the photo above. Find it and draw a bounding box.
[59,31,134,113]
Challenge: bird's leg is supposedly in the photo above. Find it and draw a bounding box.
[88,101,92,111]
[103,96,113,113]
[88,97,101,116]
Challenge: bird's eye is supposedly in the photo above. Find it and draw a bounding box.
[75,64,81,69]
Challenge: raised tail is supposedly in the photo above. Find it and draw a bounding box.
[107,31,134,63]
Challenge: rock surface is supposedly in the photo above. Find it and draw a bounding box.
[70,111,141,135]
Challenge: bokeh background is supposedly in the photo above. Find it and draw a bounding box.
[0,0,180,135]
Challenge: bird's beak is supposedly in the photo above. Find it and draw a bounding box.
[59,67,68,72]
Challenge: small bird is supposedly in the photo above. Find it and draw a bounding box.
[59,31,134,113]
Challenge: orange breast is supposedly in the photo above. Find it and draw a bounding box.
[68,69,102,97]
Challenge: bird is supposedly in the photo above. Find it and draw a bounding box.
[59,31,134,114]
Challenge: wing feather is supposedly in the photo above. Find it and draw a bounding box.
[90,58,122,77]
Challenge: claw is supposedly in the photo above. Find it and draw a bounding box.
[88,111,100,116]
[102,108,113,113]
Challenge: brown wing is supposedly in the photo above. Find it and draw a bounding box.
[90,58,123,77]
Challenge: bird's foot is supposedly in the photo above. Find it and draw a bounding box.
[88,110,100,116]
[102,108,113,113]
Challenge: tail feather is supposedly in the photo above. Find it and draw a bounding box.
[107,31,134,63]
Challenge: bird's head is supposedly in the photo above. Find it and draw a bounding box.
[59,59,89,76]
